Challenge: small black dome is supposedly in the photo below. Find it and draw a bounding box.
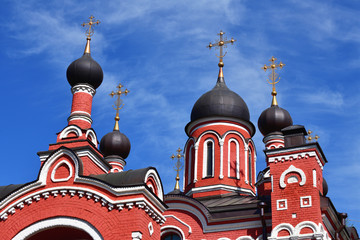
[258,105,293,136]
[323,177,328,196]
[191,78,250,122]
[100,130,131,160]
[66,53,103,89]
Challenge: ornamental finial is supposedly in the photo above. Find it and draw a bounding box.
[81,15,101,54]
[207,30,236,77]
[262,56,285,106]
[109,83,130,131]
[171,148,184,191]
[307,130,320,142]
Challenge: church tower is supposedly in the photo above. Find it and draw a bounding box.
[183,31,256,199]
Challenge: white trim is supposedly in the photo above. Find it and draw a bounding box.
[218,238,231,240]
[280,165,306,189]
[269,221,329,240]
[50,160,73,183]
[161,225,186,240]
[59,125,83,139]
[219,139,224,179]
[71,84,96,96]
[185,184,256,196]
[12,217,103,240]
[194,143,199,183]
[277,199,288,210]
[203,138,215,178]
[76,149,110,173]
[132,231,143,240]
[244,144,249,184]
[300,196,312,208]
[313,169,317,187]
[70,110,91,117]
[236,237,254,240]
[164,215,192,234]
[228,138,240,179]
[67,115,93,124]
[86,129,98,146]
[190,122,250,137]
[148,222,154,236]
[144,169,164,201]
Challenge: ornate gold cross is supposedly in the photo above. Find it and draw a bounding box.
[171,148,184,190]
[307,130,319,142]
[262,56,285,106]
[109,83,130,131]
[82,15,101,38]
[207,30,236,67]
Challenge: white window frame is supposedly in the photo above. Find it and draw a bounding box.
[227,138,240,179]
[203,138,215,178]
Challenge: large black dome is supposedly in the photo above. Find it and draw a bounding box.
[100,130,131,160]
[66,53,103,89]
[191,78,250,122]
[258,105,293,136]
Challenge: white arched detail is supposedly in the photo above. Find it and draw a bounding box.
[269,221,328,240]
[228,138,240,179]
[218,238,231,240]
[280,165,306,189]
[294,221,318,235]
[270,223,295,238]
[187,145,193,185]
[222,130,246,146]
[85,129,97,146]
[144,169,164,201]
[50,160,74,183]
[12,217,103,240]
[203,138,215,178]
[236,236,254,240]
[59,125,83,139]
[161,225,186,240]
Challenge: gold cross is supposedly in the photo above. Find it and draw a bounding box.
[307,130,319,142]
[207,30,236,67]
[109,83,130,130]
[171,148,184,190]
[82,15,101,38]
[262,56,285,106]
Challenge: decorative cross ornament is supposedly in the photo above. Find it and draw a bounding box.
[262,56,285,106]
[307,130,319,142]
[109,83,129,131]
[207,30,236,67]
[171,148,184,190]
[82,15,101,38]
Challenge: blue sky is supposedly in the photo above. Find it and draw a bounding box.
[0,0,359,230]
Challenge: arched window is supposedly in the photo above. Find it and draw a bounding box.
[203,138,214,178]
[228,139,239,179]
[162,233,181,240]
[248,148,252,185]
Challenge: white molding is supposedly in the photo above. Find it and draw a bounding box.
[164,215,192,234]
[70,110,91,117]
[76,149,110,173]
[267,150,324,170]
[59,125,83,139]
[132,231,143,240]
[300,196,312,208]
[148,222,154,236]
[194,143,199,183]
[160,225,186,240]
[67,115,93,124]
[269,221,329,240]
[185,184,255,196]
[85,129,98,146]
[280,165,306,189]
[313,169,317,187]
[71,84,96,96]
[190,122,250,137]
[12,217,103,240]
[244,144,249,184]
[50,160,73,183]
[219,139,224,179]
[144,169,164,201]
[276,199,288,210]
[236,237,254,240]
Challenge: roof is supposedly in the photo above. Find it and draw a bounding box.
[0,184,26,201]
[199,194,260,213]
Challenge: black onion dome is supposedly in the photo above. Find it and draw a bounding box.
[100,130,131,160]
[66,53,103,89]
[258,105,293,136]
[191,78,250,122]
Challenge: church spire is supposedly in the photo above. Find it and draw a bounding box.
[81,15,101,54]
[109,83,130,131]
[171,148,183,191]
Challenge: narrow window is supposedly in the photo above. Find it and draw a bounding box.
[248,148,252,185]
[228,140,238,178]
[187,146,193,185]
[206,141,213,177]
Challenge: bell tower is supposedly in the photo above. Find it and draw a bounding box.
[183,31,256,199]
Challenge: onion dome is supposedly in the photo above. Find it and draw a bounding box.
[191,67,250,122]
[66,38,103,89]
[100,130,131,160]
[323,177,328,196]
[258,105,293,136]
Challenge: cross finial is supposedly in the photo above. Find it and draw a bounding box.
[262,56,285,106]
[207,30,236,70]
[81,16,101,54]
[307,130,319,142]
[109,83,130,131]
[171,148,184,191]
[82,15,101,39]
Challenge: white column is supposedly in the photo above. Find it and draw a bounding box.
[244,144,249,184]
[219,139,224,179]
[194,143,199,183]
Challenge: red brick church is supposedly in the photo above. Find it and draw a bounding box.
[0,18,358,240]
